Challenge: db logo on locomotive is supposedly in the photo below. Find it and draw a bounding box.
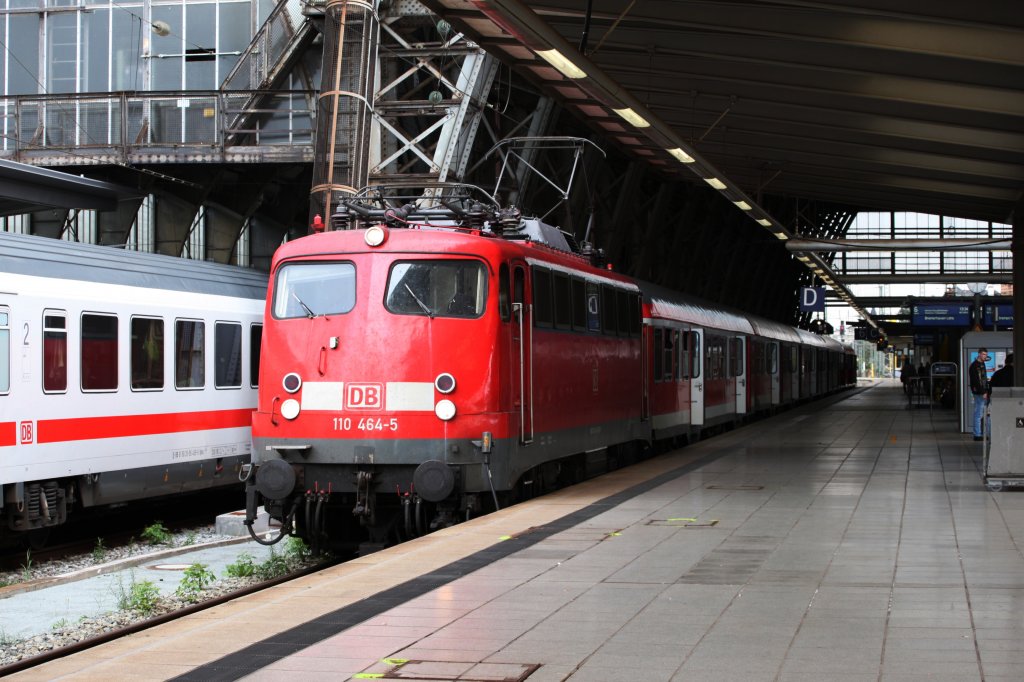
[346,383,383,410]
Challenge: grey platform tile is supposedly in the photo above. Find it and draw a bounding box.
[778,674,877,682]
[880,661,984,678]
[672,664,782,681]
[567,665,675,682]
[583,652,688,670]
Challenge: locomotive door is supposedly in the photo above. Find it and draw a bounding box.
[689,328,705,426]
[510,263,533,444]
[734,335,747,415]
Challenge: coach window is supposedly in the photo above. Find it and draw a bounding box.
[663,330,675,381]
[386,260,487,319]
[0,307,9,394]
[250,324,263,388]
[131,317,164,390]
[215,322,243,389]
[175,320,206,389]
[729,337,743,377]
[689,331,701,379]
[273,262,356,319]
[653,329,663,381]
[43,311,67,393]
[531,267,553,327]
[769,344,778,374]
[82,313,118,392]
[678,330,688,381]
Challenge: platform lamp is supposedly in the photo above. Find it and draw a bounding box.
[966,282,987,331]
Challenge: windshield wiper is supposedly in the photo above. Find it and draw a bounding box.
[291,291,316,318]
[404,284,433,318]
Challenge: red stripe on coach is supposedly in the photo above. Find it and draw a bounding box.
[0,422,15,447]
[36,409,253,444]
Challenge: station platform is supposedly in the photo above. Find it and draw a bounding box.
[12,380,1023,682]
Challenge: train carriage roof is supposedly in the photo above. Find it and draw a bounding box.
[746,317,804,344]
[0,231,267,299]
[640,282,755,335]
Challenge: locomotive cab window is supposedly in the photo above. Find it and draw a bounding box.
[131,317,164,390]
[43,310,67,393]
[273,262,356,319]
[215,321,242,389]
[386,260,486,319]
[82,313,118,392]
[0,307,8,394]
[175,319,205,389]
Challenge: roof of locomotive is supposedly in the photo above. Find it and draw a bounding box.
[274,226,638,287]
[0,231,267,299]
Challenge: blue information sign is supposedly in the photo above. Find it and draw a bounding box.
[912,304,971,326]
[983,304,1014,326]
[799,287,825,313]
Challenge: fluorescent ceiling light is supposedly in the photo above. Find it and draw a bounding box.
[613,107,650,128]
[666,147,695,163]
[733,200,752,211]
[704,177,726,190]
[536,49,586,79]
[773,232,788,240]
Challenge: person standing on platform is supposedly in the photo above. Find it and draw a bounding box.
[968,348,991,441]
[901,360,916,395]
[991,353,1014,388]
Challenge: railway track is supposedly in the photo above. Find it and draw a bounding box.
[0,549,338,675]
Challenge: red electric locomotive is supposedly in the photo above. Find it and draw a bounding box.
[247,191,854,551]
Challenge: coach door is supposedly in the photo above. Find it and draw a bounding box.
[689,329,704,426]
[769,341,781,405]
[510,263,533,444]
[733,335,747,415]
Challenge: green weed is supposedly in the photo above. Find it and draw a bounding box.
[141,521,171,545]
[175,563,216,603]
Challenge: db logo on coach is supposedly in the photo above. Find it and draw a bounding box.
[19,421,34,444]
[346,383,383,410]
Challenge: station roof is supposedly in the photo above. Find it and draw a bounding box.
[0,159,141,216]
[426,0,1023,225]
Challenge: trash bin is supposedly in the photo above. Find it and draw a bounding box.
[983,387,1024,492]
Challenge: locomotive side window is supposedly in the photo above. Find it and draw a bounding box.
[0,307,9,394]
[498,264,510,322]
[82,313,118,392]
[629,294,641,337]
[250,323,262,388]
[586,282,600,332]
[130,317,164,390]
[616,290,631,336]
[215,322,242,389]
[273,262,355,319]
[600,285,616,335]
[43,311,67,393]
[175,319,206,389]
[570,278,587,331]
[552,273,571,330]
[530,267,552,327]
[386,260,486,319]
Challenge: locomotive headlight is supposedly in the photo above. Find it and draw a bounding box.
[435,399,456,421]
[282,372,302,393]
[434,372,456,394]
[281,399,301,420]
[365,225,388,247]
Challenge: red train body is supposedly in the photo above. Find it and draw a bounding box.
[249,215,854,550]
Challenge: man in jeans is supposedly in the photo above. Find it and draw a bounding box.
[968,348,991,441]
